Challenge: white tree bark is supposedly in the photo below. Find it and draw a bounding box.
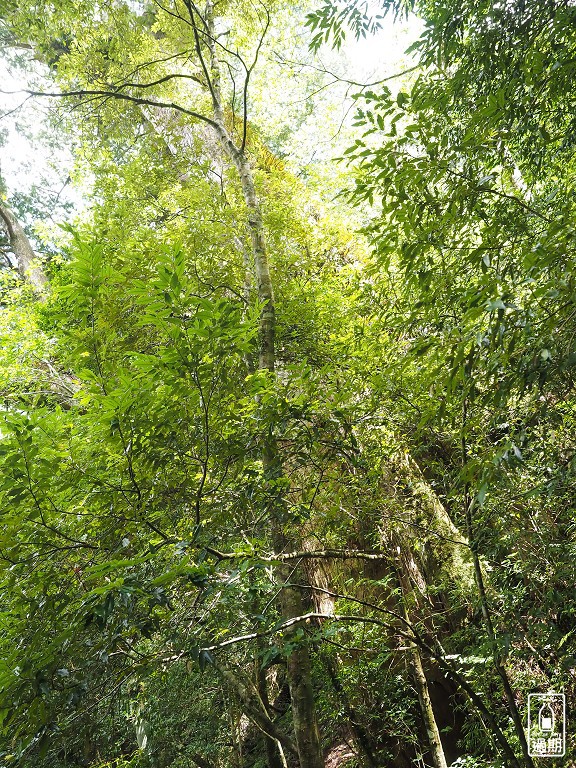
[0,202,47,292]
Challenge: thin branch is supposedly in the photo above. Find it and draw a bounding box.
[274,54,420,90]
[0,87,220,131]
[0,94,34,120]
[445,167,552,223]
[241,0,270,152]
[201,606,520,766]
[183,0,218,109]
[103,72,207,91]
[111,49,195,84]
[151,0,192,27]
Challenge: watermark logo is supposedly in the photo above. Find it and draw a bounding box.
[528,693,566,757]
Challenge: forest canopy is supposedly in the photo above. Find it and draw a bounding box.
[0,1,575,767]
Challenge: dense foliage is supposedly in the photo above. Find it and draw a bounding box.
[0,1,575,767]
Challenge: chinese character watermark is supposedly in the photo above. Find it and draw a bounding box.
[528,693,566,758]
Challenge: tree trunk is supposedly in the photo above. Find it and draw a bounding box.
[272,558,324,768]
[253,575,285,768]
[397,552,447,768]
[229,117,324,768]
[215,664,298,759]
[200,5,324,765]
[409,643,448,768]
[0,201,46,292]
[466,493,533,768]
[257,663,285,768]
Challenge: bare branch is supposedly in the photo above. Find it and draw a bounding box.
[0,87,220,131]
[241,0,270,152]
[180,0,218,110]
[104,72,208,92]
[274,54,420,90]
[112,49,196,84]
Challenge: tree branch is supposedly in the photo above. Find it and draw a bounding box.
[274,54,420,90]
[241,0,270,152]
[0,87,220,131]
[203,546,391,562]
[213,663,298,757]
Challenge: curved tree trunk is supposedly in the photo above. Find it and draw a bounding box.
[0,201,46,292]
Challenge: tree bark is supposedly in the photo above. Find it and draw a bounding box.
[0,201,46,292]
[198,5,324,765]
[272,562,324,768]
[256,662,285,768]
[397,564,448,768]
[215,664,298,759]
[391,450,473,593]
[410,644,448,768]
